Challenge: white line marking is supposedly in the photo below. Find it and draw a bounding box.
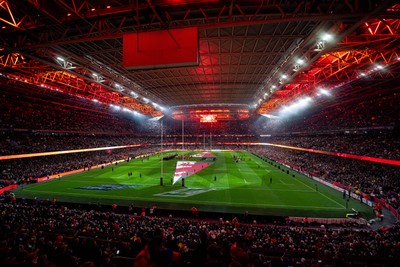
[294,177,346,208]
[21,190,343,210]
[212,187,312,192]
[279,180,294,186]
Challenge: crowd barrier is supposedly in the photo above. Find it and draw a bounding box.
[374,197,400,221]
[289,216,368,226]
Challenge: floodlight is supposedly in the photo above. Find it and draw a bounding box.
[149,115,165,121]
[297,97,312,106]
[318,88,331,96]
[261,114,279,119]
[296,58,305,65]
[321,33,333,42]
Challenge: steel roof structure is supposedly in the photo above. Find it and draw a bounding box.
[0,0,399,120]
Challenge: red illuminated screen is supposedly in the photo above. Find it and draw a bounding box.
[200,114,217,123]
[123,27,199,69]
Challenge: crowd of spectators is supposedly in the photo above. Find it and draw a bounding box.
[2,131,399,161]
[252,89,400,134]
[0,82,146,135]
[0,200,399,267]
[2,72,399,138]
[0,134,155,156]
[292,93,399,131]
[259,132,400,160]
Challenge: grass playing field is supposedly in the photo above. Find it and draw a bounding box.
[12,150,373,218]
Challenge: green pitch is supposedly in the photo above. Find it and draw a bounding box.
[12,150,373,218]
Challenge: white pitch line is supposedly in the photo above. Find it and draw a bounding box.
[294,176,346,209]
[212,187,313,192]
[234,170,269,174]
[56,180,108,183]
[56,182,310,192]
[23,189,344,210]
[279,180,294,186]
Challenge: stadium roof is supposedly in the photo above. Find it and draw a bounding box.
[0,0,399,120]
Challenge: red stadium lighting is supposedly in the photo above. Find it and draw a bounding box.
[200,114,217,123]
[172,107,250,121]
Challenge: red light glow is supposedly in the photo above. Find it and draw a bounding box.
[0,144,150,161]
[221,142,400,166]
[200,114,217,123]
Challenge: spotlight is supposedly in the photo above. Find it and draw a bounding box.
[297,97,312,106]
[318,88,331,96]
[321,33,333,42]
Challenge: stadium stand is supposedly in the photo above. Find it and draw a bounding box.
[1,86,399,219]
[0,201,399,266]
[1,2,399,266]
